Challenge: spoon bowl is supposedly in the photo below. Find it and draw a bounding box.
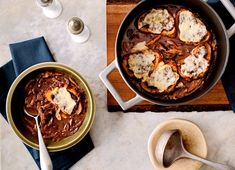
[24,108,38,117]
[24,108,53,170]
[156,130,182,167]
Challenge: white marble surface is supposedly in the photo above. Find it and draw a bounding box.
[1,0,235,170]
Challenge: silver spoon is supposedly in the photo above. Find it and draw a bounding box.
[24,108,53,170]
[156,130,235,170]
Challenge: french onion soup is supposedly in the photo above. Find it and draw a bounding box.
[121,5,217,100]
[23,71,87,142]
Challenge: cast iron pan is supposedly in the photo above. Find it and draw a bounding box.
[116,0,229,105]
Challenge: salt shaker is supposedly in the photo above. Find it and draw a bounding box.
[36,0,63,18]
[67,17,90,43]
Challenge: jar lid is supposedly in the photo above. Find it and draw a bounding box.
[68,17,84,35]
[37,0,53,7]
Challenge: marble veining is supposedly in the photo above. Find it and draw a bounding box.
[1,0,235,170]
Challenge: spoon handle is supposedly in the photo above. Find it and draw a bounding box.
[35,117,53,170]
[184,151,235,170]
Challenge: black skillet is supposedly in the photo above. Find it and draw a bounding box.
[100,0,234,110]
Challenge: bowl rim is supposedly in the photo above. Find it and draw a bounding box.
[6,62,96,152]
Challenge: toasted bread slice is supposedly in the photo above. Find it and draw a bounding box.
[129,35,162,53]
[122,50,162,81]
[178,43,211,80]
[138,9,176,37]
[130,35,162,53]
[130,41,149,53]
[141,60,179,94]
[176,9,210,43]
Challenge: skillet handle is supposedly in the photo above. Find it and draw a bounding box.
[220,0,235,38]
[99,60,144,110]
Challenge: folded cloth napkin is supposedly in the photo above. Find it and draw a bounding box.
[0,37,94,170]
[209,1,235,112]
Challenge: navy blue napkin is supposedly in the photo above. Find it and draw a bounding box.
[0,37,94,170]
[209,1,235,112]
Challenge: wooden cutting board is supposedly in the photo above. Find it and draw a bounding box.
[106,0,231,112]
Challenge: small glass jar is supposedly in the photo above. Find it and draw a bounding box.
[37,0,63,18]
[67,17,90,43]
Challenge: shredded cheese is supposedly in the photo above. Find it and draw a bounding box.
[53,87,76,115]
[141,9,174,34]
[147,62,179,92]
[179,10,207,42]
[128,51,156,81]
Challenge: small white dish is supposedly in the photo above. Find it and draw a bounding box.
[148,119,207,170]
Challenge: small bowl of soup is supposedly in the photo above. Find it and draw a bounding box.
[6,62,95,152]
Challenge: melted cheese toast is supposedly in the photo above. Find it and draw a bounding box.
[177,9,209,43]
[122,50,162,81]
[138,9,176,36]
[178,43,211,80]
